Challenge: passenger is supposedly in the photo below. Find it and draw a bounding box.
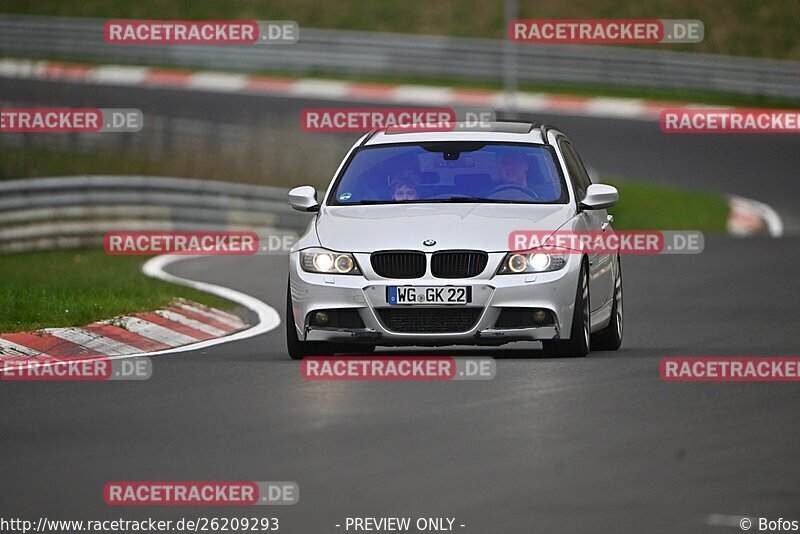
[390,171,422,201]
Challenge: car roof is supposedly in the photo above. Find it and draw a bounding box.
[363,121,550,146]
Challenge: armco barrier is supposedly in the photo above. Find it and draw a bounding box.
[0,176,313,253]
[0,15,798,100]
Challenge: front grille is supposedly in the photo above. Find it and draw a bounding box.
[431,250,488,278]
[377,308,482,333]
[371,251,426,279]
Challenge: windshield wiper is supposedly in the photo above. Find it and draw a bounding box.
[441,196,515,203]
[344,197,522,205]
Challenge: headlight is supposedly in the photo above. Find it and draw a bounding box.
[300,248,361,275]
[497,252,566,274]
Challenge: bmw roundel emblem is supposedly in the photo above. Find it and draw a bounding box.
[423,239,436,246]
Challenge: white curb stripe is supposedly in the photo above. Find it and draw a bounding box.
[508,93,552,112]
[45,328,141,356]
[175,303,245,328]
[155,309,227,337]
[392,85,454,105]
[111,316,199,346]
[0,338,42,357]
[585,98,647,118]
[187,72,248,92]
[87,65,149,85]
[290,79,351,99]
[0,58,46,77]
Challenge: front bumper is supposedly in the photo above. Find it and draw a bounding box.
[288,253,581,347]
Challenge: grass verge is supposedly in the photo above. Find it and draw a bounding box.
[0,249,236,333]
[605,178,730,232]
[0,146,178,182]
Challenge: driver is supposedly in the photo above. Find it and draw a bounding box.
[496,152,530,187]
[390,170,422,201]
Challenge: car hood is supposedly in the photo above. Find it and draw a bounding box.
[315,203,574,252]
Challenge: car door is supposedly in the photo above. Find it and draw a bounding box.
[558,140,615,312]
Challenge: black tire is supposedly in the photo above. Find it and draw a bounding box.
[591,257,623,351]
[542,260,590,358]
[286,280,376,359]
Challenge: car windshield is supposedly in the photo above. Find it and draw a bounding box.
[329,142,568,205]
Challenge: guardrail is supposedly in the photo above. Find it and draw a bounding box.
[1,15,798,100]
[0,176,312,253]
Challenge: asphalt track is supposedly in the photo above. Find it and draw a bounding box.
[1,78,800,533]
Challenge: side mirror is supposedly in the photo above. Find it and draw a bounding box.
[288,186,320,212]
[579,184,619,210]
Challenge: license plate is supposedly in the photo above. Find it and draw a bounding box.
[387,286,471,305]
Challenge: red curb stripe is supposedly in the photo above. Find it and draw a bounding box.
[347,82,398,99]
[135,312,214,341]
[43,61,93,81]
[0,332,103,358]
[544,94,592,111]
[144,69,194,87]
[165,307,238,333]
[450,88,497,105]
[246,75,296,93]
[84,323,171,352]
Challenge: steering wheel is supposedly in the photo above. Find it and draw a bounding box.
[486,183,541,200]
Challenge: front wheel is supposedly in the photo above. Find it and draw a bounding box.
[591,257,623,351]
[542,261,590,358]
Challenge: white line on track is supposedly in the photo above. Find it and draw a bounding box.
[139,254,281,356]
